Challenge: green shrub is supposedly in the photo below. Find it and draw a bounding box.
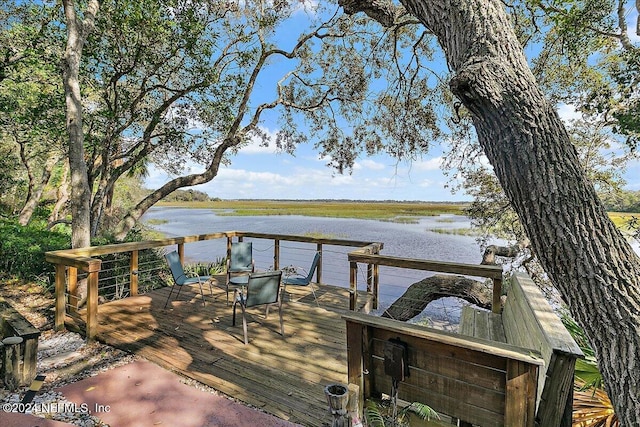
[0,218,70,281]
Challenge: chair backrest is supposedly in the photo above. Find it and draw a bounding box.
[230,242,253,271]
[304,252,321,283]
[246,271,282,307]
[165,251,186,285]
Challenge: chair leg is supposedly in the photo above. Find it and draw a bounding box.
[163,285,176,309]
[278,299,284,337]
[226,273,230,306]
[175,284,183,302]
[197,281,206,307]
[241,305,248,345]
[310,283,319,307]
[232,300,238,326]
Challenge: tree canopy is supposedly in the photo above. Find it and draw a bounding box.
[1,0,640,419]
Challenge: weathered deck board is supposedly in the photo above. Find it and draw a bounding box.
[73,282,370,426]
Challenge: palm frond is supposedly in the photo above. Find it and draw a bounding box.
[404,402,440,421]
[364,401,386,427]
[573,379,619,427]
[574,357,604,390]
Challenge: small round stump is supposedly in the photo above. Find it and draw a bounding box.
[325,384,349,427]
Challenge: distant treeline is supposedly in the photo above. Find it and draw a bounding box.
[156,189,638,212]
[601,190,640,213]
[161,189,219,203]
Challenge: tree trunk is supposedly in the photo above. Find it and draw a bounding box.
[341,0,640,422]
[381,275,492,321]
[48,161,70,224]
[18,155,57,226]
[61,0,99,249]
[481,241,529,265]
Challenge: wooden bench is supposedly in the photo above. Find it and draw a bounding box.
[0,297,41,388]
[459,273,583,427]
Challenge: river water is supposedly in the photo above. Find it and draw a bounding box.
[143,207,485,324]
[142,207,640,325]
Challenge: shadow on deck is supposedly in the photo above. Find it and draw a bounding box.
[71,279,369,426]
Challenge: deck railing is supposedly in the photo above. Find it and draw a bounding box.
[45,231,383,339]
[347,250,504,313]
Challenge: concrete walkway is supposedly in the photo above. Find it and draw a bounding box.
[2,360,303,427]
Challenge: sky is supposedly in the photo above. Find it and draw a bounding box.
[144,4,640,202]
[145,138,462,201]
[143,107,640,202]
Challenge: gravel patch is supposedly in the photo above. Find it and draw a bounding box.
[1,329,135,426]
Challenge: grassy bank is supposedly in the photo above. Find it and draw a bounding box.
[156,200,468,221]
[608,212,638,230]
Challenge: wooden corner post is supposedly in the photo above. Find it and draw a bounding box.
[85,260,102,340]
[505,359,538,427]
[349,261,357,311]
[54,264,66,331]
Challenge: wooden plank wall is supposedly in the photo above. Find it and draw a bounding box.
[344,312,542,427]
[502,274,583,427]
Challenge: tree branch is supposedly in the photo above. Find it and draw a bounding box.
[338,0,402,27]
[481,239,530,265]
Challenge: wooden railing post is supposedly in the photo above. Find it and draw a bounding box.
[130,250,139,296]
[349,261,357,311]
[274,239,280,270]
[345,320,365,420]
[54,264,66,331]
[372,263,379,310]
[316,243,322,283]
[86,267,100,340]
[177,243,185,264]
[492,277,503,314]
[68,267,78,313]
[86,259,102,340]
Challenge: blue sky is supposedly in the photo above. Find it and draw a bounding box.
[144,4,640,202]
[144,109,640,201]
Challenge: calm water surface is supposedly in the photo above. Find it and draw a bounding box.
[143,207,640,324]
[143,207,486,323]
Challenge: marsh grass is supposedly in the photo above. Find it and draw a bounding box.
[157,200,467,220]
[427,227,479,236]
[302,230,348,239]
[382,216,421,224]
[145,218,169,225]
[608,212,637,230]
[435,218,455,223]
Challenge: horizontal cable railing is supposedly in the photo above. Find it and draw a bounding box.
[45,231,382,339]
[46,230,503,341]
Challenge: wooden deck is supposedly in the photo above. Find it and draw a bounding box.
[72,279,369,426]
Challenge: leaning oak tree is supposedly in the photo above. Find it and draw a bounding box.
[62,0,100,249]
[110,1,443,240]
[339,0,640,423]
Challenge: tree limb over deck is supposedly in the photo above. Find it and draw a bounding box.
[382,275,493,321]
[382,242,528,322]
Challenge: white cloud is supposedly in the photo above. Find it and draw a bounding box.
[354,159,386,171]
[557,103,582,123]
[294,0,320,15]
[238,128,280,155]
[414,156,443,171]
